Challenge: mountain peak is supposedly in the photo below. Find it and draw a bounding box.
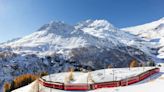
[48,21,65,27]
[37,20,74,32]
[75,19,115,30]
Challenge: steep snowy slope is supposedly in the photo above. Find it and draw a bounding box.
[1,21,101,55]
[76,20,153,55]
[122,17,164,59]
[122,17,164,39]
[1,20,129,56]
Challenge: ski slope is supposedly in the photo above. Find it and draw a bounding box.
[12,66,164,92]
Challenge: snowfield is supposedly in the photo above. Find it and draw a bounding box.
[12,66,164,92]
[42,67,154,83]
[122,17,164,59]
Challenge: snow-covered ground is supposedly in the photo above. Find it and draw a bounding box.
[93,66,164,92]
[12,66,164,92]
[42,67,154,84]
[122,17,164,59]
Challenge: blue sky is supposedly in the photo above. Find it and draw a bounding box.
[0,0,164,42]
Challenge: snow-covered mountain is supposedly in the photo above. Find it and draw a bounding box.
[0,20,152,55]
[0,19,156,91]
[122,17,164,59]
[0,20,125,55]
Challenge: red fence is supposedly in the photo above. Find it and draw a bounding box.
[39,67,160,91]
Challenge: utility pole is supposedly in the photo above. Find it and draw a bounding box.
[49,74,52,92]
[126,76,128,86]
[112,69,115,81]
[104,62,105,79]
[142,63,145,72]
[87,71,90,89]
[38,79,39,92]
